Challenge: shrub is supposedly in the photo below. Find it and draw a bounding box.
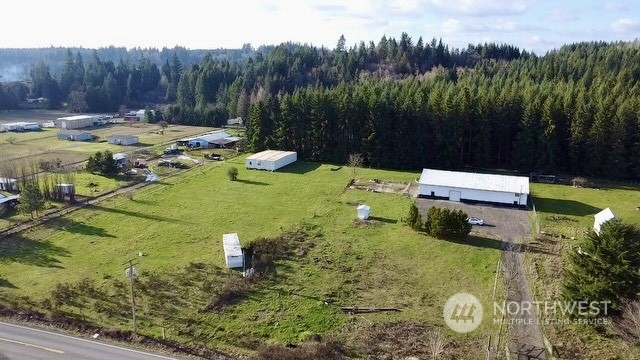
[424,207,471,241]
[403,202,423,231]
[227,166,239,181]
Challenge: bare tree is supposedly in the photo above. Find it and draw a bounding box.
[347,153,363,180]
[427,330,446,359]
[68,91,88,113]
[615,299,640,344]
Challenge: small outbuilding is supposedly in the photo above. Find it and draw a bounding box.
[245,150,297,171]
[1,122,41,132]
[113,153,128,168]
[223,233,244,269]
[594,207,617,235]
[107,135,139,146]
[53,183,76,203]
[418,169,529,207]
[57,130,92,141]
[0,177,18,193]
[357,205,371,220]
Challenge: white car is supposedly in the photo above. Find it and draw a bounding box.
[467,217,484,226]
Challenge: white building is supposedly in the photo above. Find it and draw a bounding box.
[594,207,617,235]
[245,150,297,171]
[418,169,529,206]
[357,205,371,220]
[179,130,233,148]
[107,135,139,146]
[1,122,41,132]
[0,177,18,192]
[55,115,97,130]
[223,233,244,268]
[57,130,92,141]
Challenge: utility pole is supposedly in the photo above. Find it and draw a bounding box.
[123,259,138,334]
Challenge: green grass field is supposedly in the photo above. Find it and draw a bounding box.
[529,183,640,359]
[531,183,640,237]
[0,158,501,358]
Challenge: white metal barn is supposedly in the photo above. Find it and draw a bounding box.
[223,233,244,268]
[418,169,529,206]
[55,115,96,130]
[245,150,297,171]
[594,207,617,235]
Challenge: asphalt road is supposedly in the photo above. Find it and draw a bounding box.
[0,321,179,360]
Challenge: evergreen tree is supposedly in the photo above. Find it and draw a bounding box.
[563,220,640,315]
[18,182,45,219]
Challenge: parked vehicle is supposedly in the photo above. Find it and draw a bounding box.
[467,217,484,226]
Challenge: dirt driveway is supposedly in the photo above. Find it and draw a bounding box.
[416,198,547,359]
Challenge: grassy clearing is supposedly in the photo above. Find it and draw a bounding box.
[0,158,501,358]
[527,183,640,359]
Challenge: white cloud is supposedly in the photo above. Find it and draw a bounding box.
[428,0,529,16]
[611,18,640,33]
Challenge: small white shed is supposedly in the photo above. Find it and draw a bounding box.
[357,205,371,220]
[245,150,297,171]
[223,233,244,268]
[594,207,617,235]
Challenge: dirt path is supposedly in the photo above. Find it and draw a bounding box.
[501,237,547,359]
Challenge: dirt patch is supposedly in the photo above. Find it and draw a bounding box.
[350,322,459,360]
[353,219,381,228]
[349,179,409,194]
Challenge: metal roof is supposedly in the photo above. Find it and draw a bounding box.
[56,115,94,121]
[223,233,242,257]
[186,131,232,143]
[594,207,617,234]
[0,195,19,204]
[418,169,530,194]
[246,150,297,162]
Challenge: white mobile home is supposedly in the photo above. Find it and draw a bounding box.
[245,150,297,171]
[1,122,40,132]
[418,169,529,207]
[107,135,139,146]
[57,130,92,141]
[594,207,617,235]
[223,233,244,268]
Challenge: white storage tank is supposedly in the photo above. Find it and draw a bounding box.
[357,205,371,220]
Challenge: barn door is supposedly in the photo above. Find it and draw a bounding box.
[449,190,461,202]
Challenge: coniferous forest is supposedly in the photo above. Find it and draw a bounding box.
[2,34,640,179]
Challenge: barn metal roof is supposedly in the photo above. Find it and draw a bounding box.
[418,169,530,194]
[246,150,297,162]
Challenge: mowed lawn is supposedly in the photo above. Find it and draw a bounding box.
[0,158,501,357]
[530,183,640,236]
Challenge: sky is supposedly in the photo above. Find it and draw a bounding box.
[2,0,639,54]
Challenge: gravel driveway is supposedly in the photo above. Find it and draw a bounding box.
[416,198,547,359]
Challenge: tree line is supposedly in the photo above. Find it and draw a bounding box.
[4,35,640,179]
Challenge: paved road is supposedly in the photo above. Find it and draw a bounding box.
[0,321,179,360]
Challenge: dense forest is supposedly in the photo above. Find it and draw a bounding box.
[1,34,639,179]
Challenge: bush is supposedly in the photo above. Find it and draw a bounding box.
[403,202,423,231]
[424,207,471,241]
[227,166,239,181]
